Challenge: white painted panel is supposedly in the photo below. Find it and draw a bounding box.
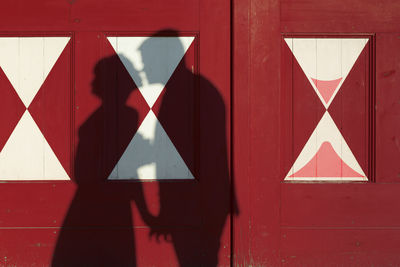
[0,37,70,107]
[284,38,368,108]
[108,110,194,180]
[107,36,194,107]
[316,38,341,80]
[285,37,370,181]
[0,111,69,180]
[285,112,367,181]
[19,38,45,107]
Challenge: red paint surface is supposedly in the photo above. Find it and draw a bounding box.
[281,183,400,227]
[375,34,400,183]
[281,229,400,266]
[233,0,281,265]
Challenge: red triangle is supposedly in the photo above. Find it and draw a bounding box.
[311,77,342,104]
[0,67,26,152]
[29,41,72,177]
[289,141,363,178]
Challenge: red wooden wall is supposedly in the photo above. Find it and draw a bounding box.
[0,0,400,265]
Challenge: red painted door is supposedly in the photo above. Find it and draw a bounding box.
[0,1,231,266]
[280,34,378,264]
[233,0,400,266]
[279,3,400,264]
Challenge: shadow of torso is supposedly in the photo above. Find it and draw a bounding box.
[52,55,150,267]
[52,107,138,267]
[153,69,234,266]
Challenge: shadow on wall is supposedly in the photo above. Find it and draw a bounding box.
[52,29,238,267]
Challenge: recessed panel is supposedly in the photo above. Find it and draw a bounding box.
[0,36,72,180]
[283,36,372,182]
[100,35,197,180]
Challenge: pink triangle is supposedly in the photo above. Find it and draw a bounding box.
[289,141,363,178]
[311,78,342,104]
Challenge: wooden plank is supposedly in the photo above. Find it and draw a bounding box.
[281,0,400,33]
[232,0,282,265]
[281,183,400,227]
[376,33,400,183]
[281,228,400,266]
[232,0,251,264]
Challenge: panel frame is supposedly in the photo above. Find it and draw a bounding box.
[102,31,201,181]
[280,33,376,183]
[0,32,75,182]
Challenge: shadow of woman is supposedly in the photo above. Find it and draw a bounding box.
[52,55,154,267]
[139,30,239,266]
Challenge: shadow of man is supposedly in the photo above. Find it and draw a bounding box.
[139,30,239,266]
[52,54,154,267]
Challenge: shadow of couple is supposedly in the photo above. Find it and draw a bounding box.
[52,29,238,267]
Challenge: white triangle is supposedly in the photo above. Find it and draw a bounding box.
[0,111,69,180]
[285,112,367,181]
[107,36,194,107]
[0,37,70,107]
[108,110,194,180]
[284,38,368,108]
